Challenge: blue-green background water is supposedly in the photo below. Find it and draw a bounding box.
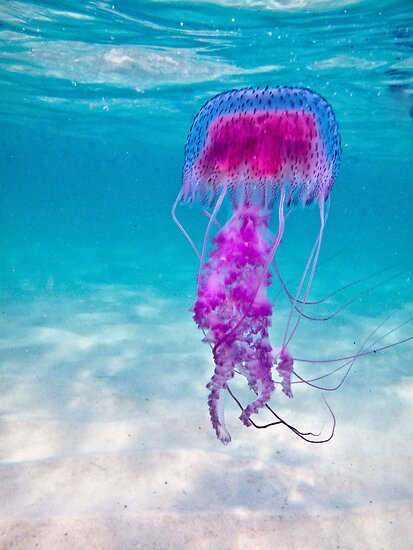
[1,0,412,289]
[1,0,413,545]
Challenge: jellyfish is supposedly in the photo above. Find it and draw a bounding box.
[174,85,410,445]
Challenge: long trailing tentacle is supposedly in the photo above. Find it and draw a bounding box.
[203,208,222,229]
[294,325,413,365]
[292,312,395,393]
[282,195,328,348]
[276,262,402,308]
[274,262,406,322]
[227,384,336,444]
[199,185,227,280]
[171,189,201,259]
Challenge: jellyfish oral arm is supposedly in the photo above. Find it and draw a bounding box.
[194,205,274,443]
[193,191,287,444]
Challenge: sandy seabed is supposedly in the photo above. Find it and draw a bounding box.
[2,507,413,550]
[1,285,412,549]
[1,439,412,550]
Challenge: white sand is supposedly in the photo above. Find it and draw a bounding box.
[1,413,413,549]
[1,286,412,549]
[1,432,413,550]
[1,505,412,550]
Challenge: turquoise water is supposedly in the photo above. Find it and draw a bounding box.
[1,0,413,544]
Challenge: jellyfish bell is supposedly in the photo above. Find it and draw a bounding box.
[181,86,340,210]
[173,85,411,445]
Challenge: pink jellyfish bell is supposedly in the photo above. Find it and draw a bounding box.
[172,86,341,444]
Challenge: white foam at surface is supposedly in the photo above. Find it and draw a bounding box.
[1,41,280,91]
[153,0,362,11]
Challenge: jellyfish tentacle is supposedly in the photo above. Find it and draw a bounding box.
[274,261,406,322]
[292,311,392,393]
[265,198,326,402]
[294,317,413,364]
[172,190,201,259]
[278,218,321,343]
[277,262,402,308]
[203,208,222,229]
[199,185,227,280]
[228,382,337,444]
[283,196,327,348]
